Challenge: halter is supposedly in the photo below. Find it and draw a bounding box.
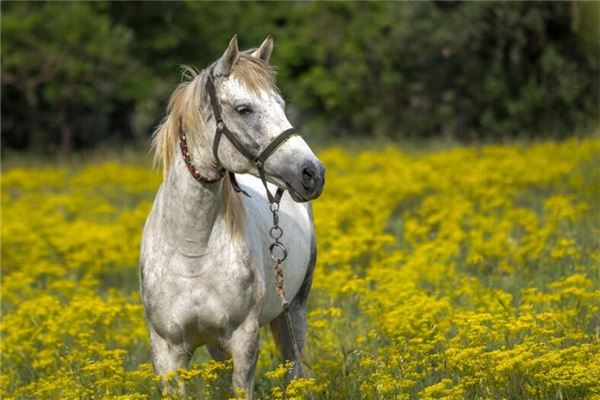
[178,74,299,205]
[208,75,298,204]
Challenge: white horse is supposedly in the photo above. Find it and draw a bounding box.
[140,35,325,398]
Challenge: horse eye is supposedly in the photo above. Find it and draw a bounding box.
[235,105,253,115]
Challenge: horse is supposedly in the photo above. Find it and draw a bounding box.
[140,35,325,398]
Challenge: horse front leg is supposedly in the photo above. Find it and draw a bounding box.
[228,317,260,399]
[150,327,192,396]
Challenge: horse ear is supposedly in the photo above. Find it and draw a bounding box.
[215,35,239,76]
[252,35,274,64]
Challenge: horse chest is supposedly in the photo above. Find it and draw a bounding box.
[143,253,261,347]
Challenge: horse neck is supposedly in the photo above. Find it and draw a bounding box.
[161,151,223,255]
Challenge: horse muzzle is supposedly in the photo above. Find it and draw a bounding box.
[281,159,325,202]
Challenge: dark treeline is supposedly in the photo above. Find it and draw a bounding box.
[1,1,598,155]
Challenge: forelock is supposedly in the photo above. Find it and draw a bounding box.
[230,54,278,96]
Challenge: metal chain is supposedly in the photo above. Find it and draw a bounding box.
[269,201,288,310]
[268,200,306,379]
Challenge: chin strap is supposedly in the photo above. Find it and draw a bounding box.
[227,171,251,198]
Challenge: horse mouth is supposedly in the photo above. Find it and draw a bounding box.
[265,167,324,203]
[284,181,311,202]
[265,174,311,202]
[283,176,324,202]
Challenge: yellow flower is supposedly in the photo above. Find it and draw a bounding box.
[2,138,599,399]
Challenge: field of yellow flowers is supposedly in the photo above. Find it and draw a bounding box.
[2,138,599,399]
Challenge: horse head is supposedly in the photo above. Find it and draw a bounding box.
[208,35,325,202]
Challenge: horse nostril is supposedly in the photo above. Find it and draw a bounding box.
[301,166,317,191]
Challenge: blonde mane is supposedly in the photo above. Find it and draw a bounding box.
[151,54,278,235]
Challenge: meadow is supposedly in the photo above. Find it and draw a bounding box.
[1,138,599,399]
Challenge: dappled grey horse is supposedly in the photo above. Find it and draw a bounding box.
[140,35,325,397]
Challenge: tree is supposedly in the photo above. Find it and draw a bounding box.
[1,2,153,155]
[2,2,597,154]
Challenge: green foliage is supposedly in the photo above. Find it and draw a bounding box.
[1,2,597,154]
[275,2,598,140]
[1,2,153,154]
